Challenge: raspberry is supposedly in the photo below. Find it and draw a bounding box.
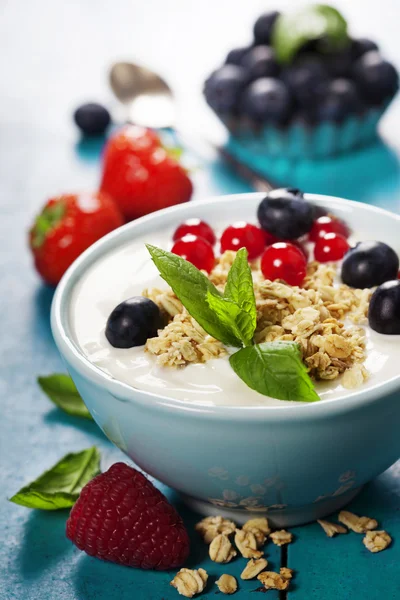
[66,463,190,570]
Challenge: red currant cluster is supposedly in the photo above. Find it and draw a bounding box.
[171,213,350,287]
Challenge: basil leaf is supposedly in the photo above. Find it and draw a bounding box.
[38,374,92,419]
[272,5,349,64]
[146,244,242,347]
[9,447,100,510]
[224,248,257,346]
[229,341,320,402]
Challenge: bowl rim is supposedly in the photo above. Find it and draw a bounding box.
[51,192,400,422]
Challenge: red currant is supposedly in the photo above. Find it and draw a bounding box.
[221,222,266,260]
[309,216,350,242]
[171,234,215,273]
[173,219,216,245]
[314,233,350,263]
[261,242,307,286]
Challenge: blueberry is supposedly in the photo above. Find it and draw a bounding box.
[73,103,111,136]
[352,38,379,60]
[282,58,328,108]
[226,46,251,66]
[240,46,279,81]
[204,65,247,114]
[241,78,292,123]
[257,188,314,239]
[323,48,353,77]
[341,241,399,288]
[105,297,163,348]
[253,11,280,45]
[369,280,400,334]
[353,51,399,105]
[315,79,361,122]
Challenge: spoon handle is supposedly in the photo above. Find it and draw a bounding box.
[163,126,276,193]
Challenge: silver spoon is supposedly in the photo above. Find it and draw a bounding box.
[109,61,274,192]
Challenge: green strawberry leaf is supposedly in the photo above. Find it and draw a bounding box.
[38,374,92,420]
[31,200,66,249]
[272,4,349,64]
[9,447,101,510]
[229,341,320,402]
[146,244,242,347]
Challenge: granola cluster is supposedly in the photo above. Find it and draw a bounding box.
[144,251,371,389]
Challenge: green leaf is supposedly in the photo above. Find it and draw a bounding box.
[38,374,92,420]
[9,447,101,510]
[229,341,320,402]
[146,244,242,347]
[272,4,349,64]
[224,248,257,346]
[31,200,66,249]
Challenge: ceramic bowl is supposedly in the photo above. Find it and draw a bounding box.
[51,193,400,526]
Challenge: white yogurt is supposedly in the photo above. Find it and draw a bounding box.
[70,220,399,407]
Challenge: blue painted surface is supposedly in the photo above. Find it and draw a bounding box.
[1,0,400,598]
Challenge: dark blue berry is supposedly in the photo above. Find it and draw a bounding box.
[369,280,400,334]
[353,51,399,105]
[253,11,280,45]
[323,48,353,77]
[204,65,247,114]
[257,188,314,239]
[282,58,328,108]
[226,46,251,66]
[241,78,292,123]
[341,241,399,288]
[105,297,163,348]
[240,46,279,81]
[352,38,379,60]
[315,79,361,122]
[74,103,111,136]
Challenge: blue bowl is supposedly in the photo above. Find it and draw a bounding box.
[51,193,400,526]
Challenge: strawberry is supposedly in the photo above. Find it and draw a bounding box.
[100,125,193,221]
[29,191,123,286]
[66,462,190,570]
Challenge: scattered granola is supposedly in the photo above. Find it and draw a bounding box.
[209,534,237,563]
[270,529,293,546]
[280,567,294,580]
[241,558,268,580]
[338,510,378,533]
[144,253,370,386]
[243,517,270,546]
[170,568,208,598]
[235,529,263,559]
[215,574,237,595]
[318,519,348,537]
[363,530,392,553]
[195,516,236,544]
[257,571,290,591]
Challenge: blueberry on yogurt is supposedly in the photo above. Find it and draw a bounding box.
[341,241,399,288]
[257,188,314,239]
[106,296,163,348]
[369,280,400,334]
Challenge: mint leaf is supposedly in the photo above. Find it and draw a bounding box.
[229,341,320,402]
[9,447,100,510]
[272,5,349,64]
[224,248,257,346]
[38,374,92,420]
[206,290,244,343]
[146,244,242,347]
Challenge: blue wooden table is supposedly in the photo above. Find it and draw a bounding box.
[1,1,400,598]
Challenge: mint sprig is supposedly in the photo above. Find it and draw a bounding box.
[9,447,100,510]
[230,341,320,402]
[38,374,92,419]
[147,244,320,402]
[146,244,256,347]
[272,4,349,64]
